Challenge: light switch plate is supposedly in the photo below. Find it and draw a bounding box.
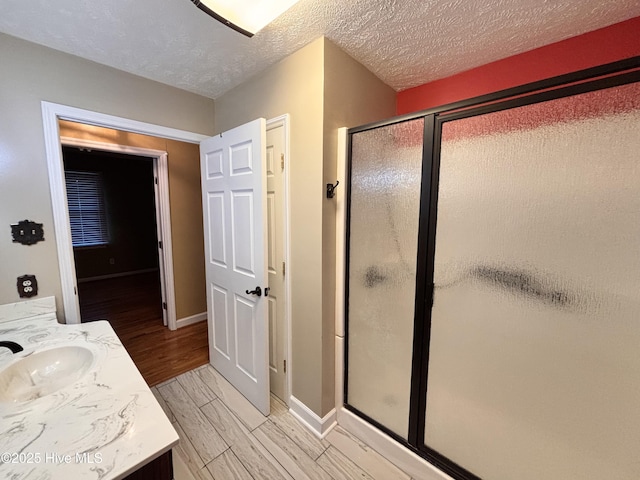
[11,220,44,245]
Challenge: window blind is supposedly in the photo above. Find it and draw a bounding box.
[64,171,109,247]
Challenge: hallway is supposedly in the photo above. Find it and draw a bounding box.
[78,272,209,385]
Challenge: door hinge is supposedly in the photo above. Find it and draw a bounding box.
[163,302,167,310]
[74,286,77,295]
[281,153,285,170]
[283,359,287,373]
[282,261,286,276]
[158,240,163,249]
[154,177,158,185]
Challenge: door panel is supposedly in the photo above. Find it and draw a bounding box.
[207,193,227,267]
[268,297,278,370]
[200,118,269,415]
[267,193,277,273]
[205,149,224,178]
[346,118,425,439]
[235,294,257,378]
[230,141,253,174]
[424,82,640,480]
[211,284,230,358]
[231,191,255,275]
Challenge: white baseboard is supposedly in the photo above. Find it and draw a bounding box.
[176,312,207,329]
[288,395,337,440]
[337,408,454,480]
[77,268,158,283]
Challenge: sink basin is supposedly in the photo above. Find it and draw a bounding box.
[0,346,95,402]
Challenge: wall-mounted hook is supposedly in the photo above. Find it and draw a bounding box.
[326,180,339,199]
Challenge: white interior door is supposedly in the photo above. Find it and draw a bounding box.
[200,118,270,415]
[152,159,168,327]
[266,122,287,402]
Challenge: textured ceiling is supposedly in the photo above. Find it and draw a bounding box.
[0,0,638,99]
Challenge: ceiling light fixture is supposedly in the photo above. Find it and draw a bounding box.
[190,0,301,37]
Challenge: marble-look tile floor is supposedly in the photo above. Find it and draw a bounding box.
[151,365,413,480]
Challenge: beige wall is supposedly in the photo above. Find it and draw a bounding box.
[215,37,395,416]
[0,30,395,417]
[215,37,326,415]
[0,33,214,317]
[165,140,207,319]
[321,39,396,413]
[58,121,206,320]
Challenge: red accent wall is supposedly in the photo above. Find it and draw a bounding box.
[397,16,640,115]
[442,82,640,141]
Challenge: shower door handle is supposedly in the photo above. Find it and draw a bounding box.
[245,286,262,297]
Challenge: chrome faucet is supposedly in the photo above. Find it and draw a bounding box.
[0,341,24,353]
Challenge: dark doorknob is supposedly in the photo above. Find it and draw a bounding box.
[245,286,262,297]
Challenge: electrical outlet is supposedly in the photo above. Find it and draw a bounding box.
[17,275,38,298]
[109,258,115,265]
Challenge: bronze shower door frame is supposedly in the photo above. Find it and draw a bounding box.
[344,56,640,480]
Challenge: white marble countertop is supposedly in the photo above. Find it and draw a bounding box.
[0,297,179,479]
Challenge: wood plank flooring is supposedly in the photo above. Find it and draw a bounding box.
[156,365,414,480]
[79,274,415,479]
[78,272,209,386]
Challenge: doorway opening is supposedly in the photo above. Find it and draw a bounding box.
[62,145,164,324]
[59,134,209,385]
[42,102,208,325]
[43,102,211,386]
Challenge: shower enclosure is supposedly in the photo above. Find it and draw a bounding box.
[344,58,640,480]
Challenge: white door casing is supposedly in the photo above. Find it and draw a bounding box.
[266,122,287,402]
[200,118,270,415]
[42,102,206,326]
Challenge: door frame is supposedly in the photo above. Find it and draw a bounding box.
[42,101,208,326]
[59,136,174,329]
[266,114,292,404]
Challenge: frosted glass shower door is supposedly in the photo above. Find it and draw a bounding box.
[424,82,640,480]
[347,118,424,438]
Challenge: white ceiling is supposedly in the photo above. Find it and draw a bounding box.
[1,0,638,99]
